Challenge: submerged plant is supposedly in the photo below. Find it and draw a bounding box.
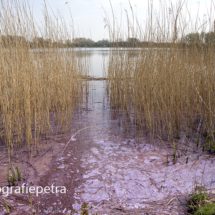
[7,166,10,185]
[10,175,15,186]
[203,136,208,151]
[7,166,22,186]
[173,141,177,164]
[167,156,169,164]
[5,204,9,213]
[12,165,16,179]
[71,204,97,215]
[203,132,215,154]
[16,167,21,181]
[196,135,199,148]
[186,156,189,164]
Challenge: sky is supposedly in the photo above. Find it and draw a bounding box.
[27,0,215,41]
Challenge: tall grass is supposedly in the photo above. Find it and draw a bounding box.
[105,0,215,142]
[0,0,88,156]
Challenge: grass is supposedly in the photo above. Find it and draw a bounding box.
[6,164,22,186]
[71,203,98,215]
[0,0,88,156]
[104,0,215,144]
[202,131,215,154]
[187,188,215,215]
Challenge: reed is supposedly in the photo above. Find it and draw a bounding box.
[105,0,215,142]
[0,0,88,155]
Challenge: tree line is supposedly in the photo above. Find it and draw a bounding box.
[1,32,215,48]
[0,35,171,48]
[181,31,215,45]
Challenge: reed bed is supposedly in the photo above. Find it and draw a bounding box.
[0,0,88,155]
[105,1,215,142]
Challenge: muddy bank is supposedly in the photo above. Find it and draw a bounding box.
[38,115,215,214]
[0,80,215,215]
[37,81,215,214]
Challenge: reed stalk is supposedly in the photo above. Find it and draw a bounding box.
[0,0,88,155]
[105,0,215,141]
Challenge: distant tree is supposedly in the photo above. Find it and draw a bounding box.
[1,35,28,47]
[72,38,95,47]
[183,33,200,45]
[95,39,110,47]
[205,31,215,44]
[65,39,72,46]
[181,31,215,46]
[117,38,123,42]
[72,38,86,43]
[44,38,52,47]
[33,37,44,47]
[127,38,140,43]
[127,37,140,46]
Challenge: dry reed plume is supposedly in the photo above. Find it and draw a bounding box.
[0,0,88,156]
[105,0,215,142]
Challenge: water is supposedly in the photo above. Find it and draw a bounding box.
[73,47,143,78]
[8,48,215,214]
[74,48,110,78]
[71,48,215,214]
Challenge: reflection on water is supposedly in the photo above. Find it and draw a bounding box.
[74,48,110,78]
[30,47,143,78]
[74,47,142,78]
[79,48,143,142]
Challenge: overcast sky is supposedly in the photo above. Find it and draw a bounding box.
[28,0,215,41]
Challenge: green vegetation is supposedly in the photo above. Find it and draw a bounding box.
[16,167,21,181]
[7,165,22,186]
[71,204,97,215]
[181,31,215,46]
[10,174,15,186]
[202,131,215,154]
[1,35,173,48]
[5,204,9,213]
[187,188,215,215]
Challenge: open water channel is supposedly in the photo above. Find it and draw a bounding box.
[2,48,215,215]
[40,48,215,214]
